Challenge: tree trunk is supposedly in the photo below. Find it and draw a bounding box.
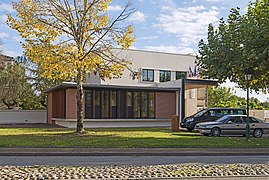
[76,68,85,133]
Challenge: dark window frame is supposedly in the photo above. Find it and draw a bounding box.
[176,71,187,80]
[142,69,154,82]
[84,88,156,119]
[128,90,155,119]
[159,70,171,82]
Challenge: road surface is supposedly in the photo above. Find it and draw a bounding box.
[1,155,269,166]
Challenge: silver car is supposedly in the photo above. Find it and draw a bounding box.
[195,115,269,138]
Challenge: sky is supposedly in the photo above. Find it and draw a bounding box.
[0,0,268,102]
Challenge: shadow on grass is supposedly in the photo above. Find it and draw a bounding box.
[0,132,268,148]
[84,127,170,132]
[172,133,203,137]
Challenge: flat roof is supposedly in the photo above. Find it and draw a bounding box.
[184,79,218,90]
[46,79,218,93]
[46,82,180,93]
[112,48,196,57]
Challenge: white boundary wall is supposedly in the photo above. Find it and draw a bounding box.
[53,118,170,128]
[0,110,47,124]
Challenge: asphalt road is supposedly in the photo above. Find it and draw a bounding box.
[1,155,269,166]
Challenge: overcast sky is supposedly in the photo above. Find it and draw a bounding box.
[0,0,267,101]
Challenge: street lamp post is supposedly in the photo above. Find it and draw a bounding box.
[245,70,252,140]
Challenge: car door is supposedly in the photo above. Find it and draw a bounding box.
[246,117,261,134]
[203,109,216,122]
[222,116,244,135]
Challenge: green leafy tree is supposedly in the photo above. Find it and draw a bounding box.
[0,62,25,109]
[197,0,269,92]
[7,0,136,133]
[208,87,267,110]
[0,62,31,109]
[208,87,245,108]
[261,101,269,109]
[0,60,44,110]
[17,55,61,108]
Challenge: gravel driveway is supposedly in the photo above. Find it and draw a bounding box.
[1,164,269,179]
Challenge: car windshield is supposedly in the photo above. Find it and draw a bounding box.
[194,109,208,117]
[216,115,231,123]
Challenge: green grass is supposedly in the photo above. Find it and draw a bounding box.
[0,127,268,147]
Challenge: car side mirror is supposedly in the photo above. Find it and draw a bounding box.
[227,121,233,124]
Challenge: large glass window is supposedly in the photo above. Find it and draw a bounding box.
[142,69,154,82]
[103,90,110,118]
[111,91,117,118]
[141,92,148,118]
[159,70,171,82]
[133,92,141,118]
[85,89,155,119]
[119,91,126,118]
[176,71,187,79]
[148,92,155,118]
[132,91,155,119]
[127,92,133,118]
[85,90,93,119]
[94,90,101,118]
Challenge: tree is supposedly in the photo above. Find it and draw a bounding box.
[7,0,136,133]
[0,59,44,110]
[208,87,267,110]
[197,0,269,92]
[17,55,61,108]
[208,87,245,108]
[0,62,25,109]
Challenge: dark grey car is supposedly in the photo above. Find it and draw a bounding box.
[195,115,269,138]
[181,108,246,131]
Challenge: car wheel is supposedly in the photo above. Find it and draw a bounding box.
[253,129,263,138]
[187,127,194,131]
[210,127,221,137]
[187,123,198,132]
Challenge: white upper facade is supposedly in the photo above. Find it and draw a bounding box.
[86,49,197,87]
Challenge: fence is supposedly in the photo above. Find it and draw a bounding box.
[0,110,47,124]
[250,110,269,122]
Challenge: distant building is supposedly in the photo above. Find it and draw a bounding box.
[0,54,14,69]
[46,49,217,128]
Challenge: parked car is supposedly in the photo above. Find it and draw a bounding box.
[195,115,269,138]
[180,108,246,131]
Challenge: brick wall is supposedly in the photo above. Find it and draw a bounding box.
[52,90,65,118]
[47,93,52,124]
[155,92,176,118]
[65,89,85,119]
[66,89,77,119]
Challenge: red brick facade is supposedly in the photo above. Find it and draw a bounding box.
[47,93,53,124]
[52,90,65,118]
[155,92,176,119]
[66,89,77,119]
[47,88,175,124]
[65,89,85,119]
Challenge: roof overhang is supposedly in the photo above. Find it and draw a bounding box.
[46,79,218,93]
[184,79,218,90]
[45,82,179,93]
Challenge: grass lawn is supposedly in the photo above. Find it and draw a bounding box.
[0,127,268,147]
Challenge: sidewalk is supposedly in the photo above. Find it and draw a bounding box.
[1,147,269,156]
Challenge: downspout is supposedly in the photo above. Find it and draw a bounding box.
[205,85,208,108]
[180,79,185,122]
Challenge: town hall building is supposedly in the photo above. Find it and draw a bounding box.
[46,49,216,128]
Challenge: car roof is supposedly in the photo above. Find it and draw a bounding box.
[224,114,247,117]
[207,108,246,110]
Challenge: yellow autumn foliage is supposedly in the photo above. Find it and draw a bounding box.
[7,0,136,81]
